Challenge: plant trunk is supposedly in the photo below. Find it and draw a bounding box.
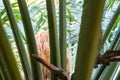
[72,0,105,80]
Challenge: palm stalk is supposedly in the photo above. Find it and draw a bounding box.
[100,62,118,79]
[116,67,120,79]
[101,52,120,80]
[0,19,23,80]
[45,0,61,80]
[100,55,119,80]
[100,27,120,80]
[71,0,105,80]
[59,0,67,71]
[0,70,4,80]
[110,25,120,49]
[111,62,120,80]
[16,0,43,80]
[0,48,11,80]
[115,42,120,79]
[94,28,120,80]
[99,4,120,51]
[2,0,31,80]
[94,5,120,79]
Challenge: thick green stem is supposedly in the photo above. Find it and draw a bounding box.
[59,0,67,71]
[72,0,105,80]
[0,19,23,80]
[16,0,43,80]
[2,0,31,79]
[46,0,61,80]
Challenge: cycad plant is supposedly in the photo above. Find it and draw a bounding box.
[0,0,120,80]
